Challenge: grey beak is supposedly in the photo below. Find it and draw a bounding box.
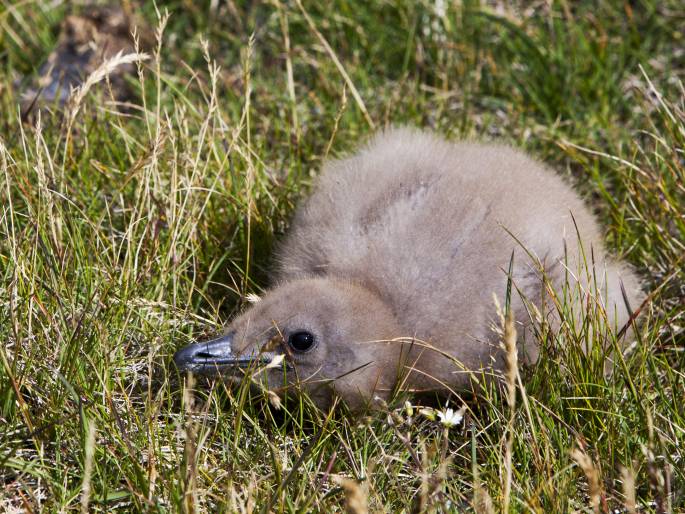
[173,332,270,375]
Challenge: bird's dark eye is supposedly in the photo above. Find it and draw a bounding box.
[288,331,316,353]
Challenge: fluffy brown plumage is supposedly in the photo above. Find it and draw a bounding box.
[174,128,642,410]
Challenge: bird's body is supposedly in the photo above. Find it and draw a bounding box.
[174,128,642,409]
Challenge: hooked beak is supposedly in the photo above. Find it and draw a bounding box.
[173,331,275,375]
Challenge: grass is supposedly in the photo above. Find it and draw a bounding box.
[0,0,683,511]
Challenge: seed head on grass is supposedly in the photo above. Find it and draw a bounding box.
[570,446,602,514]
[502,312,518,411]
[245,293,262,304]
[66,50,150,123]
[620,465,637,514]
[496,290,519,514]
[473,484,495,514]
[332,475,369,514]
[79,419,97,514]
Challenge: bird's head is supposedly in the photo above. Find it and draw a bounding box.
[173,278,404,410]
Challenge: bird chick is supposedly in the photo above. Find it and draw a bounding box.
[174,128,642,410]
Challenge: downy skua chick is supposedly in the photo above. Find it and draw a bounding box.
[174,128,642,410]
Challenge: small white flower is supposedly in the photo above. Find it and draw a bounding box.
[437,406,464,429]
[265,354,285,369]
